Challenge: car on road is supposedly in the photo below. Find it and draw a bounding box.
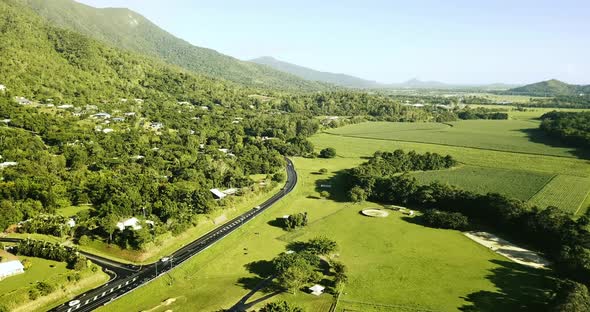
[161,257,170,262]
[68,300,81,307]
[254,205,261,209]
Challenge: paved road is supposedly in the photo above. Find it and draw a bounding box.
[2,158,297,312]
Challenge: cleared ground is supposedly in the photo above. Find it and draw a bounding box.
[99,157,557,312]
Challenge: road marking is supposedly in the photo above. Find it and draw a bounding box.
[102,291,106,296]
[94,296,97,300]
[85,300,89,304]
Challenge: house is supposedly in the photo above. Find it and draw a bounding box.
[72,112,83,117]
[124,112,136,117]
[116,217,142,231]
[200,106,209,110]
[0,162,18,169]
[15,97,32,105]
[86,105,98,111]
[218,148,230,154]
[67,219,76,228]
[57,104,74,109]
[210,188,227,199]
[411,103,425,108]
[309,284,325,296]
[102,128,114,134]
[223,188,238,196]
[112,117,125,122]
[92,113,111,119]
[150,122,164,130]
[134,99,144,103]
[120,98,128,103]
[0,260,25,279]
[0,84,6,92]
[178,101,190,105]
[1,119,10,124]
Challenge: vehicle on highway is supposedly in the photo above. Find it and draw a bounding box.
[160,257,170,262]
[68,300,80,307]
[254,205,261,209]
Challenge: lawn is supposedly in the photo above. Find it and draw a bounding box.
[412,165,554,201]
[98,157,557,312]
[56,204,92,218]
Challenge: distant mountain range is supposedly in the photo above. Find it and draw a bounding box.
[251,56,379,88]
[505,79,590,97]
[21,0,328,91]
[251,56,519,90]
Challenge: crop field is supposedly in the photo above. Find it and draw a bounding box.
[100,157,557,312]
[412,166,554,201]
[312,118,590,215]
[528,175,590,214]
[325,120,578,158]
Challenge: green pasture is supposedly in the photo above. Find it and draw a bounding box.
[99,157,556,312]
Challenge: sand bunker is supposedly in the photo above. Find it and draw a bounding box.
[361,209,389,218]
[464,231,550,269]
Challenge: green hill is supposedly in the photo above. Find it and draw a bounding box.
[20,0,328,91]
[0,0,256,104]
[251,56,379,88]
[506,79,590,97]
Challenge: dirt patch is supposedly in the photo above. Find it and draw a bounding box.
[142,297,178,312]
[213,214,228,225]
[464,231,550,269]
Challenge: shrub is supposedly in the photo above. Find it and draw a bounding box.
[318,168,328,174]
[259,301,303,312]
[78,235,90,246]
[272,172,286,182]
[22,258,32,270]
[320,191,330,198]
[36,281,55,296]
[422,209,469,230]
[319,147,337,158]
[28,288,40,300]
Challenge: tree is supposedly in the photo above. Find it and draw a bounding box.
[318,168,328,174]
[320,191,330,198]
[259,301,303,312]
[306,237,338,255]
[551,280,590,312]
[22,258,33,270]
[272,172,286,183]
[319,147,336,158]
[422,210,469,230]
[348,186,367,203]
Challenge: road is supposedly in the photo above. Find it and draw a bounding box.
[2,158,297,312]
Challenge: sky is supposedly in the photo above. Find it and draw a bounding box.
[77,0,590,85]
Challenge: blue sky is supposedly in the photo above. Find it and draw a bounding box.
[78,0,589,85]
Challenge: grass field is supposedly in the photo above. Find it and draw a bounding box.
[99,157,557,312]
[412,166,554,201]
[315,117,590,215]
[325,120,579,158]
[0,254,109,312]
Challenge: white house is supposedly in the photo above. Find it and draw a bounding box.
[57,104,74,109]
[0,162,18,169]
[112,117,125,122]
[210,188,227,199]
[150,122,164,130]
[0,84,6,92]
[67,219,76,228]
[92,113,111,119]
[15,97,31,105]
[102,128,114,134]
[1,119,10,124]
[116,217,142,231]
[309,284,325,296]
[0,260,25,279]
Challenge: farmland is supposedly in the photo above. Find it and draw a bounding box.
[314,114,590,215]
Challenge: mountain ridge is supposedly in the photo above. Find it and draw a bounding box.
[20,0,330,91]
[505,79,590,96]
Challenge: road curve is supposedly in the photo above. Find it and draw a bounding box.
[49,158,297,312]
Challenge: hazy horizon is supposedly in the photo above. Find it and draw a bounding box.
[77,0,590,85]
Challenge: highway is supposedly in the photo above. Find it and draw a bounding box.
[2,158,297,312]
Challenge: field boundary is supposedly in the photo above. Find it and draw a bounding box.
[337,299,442,312]
[322,132,580,161]
[524,174,558,202]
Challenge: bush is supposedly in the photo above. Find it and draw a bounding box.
[318,168,328,174]
[78,235,90,246]
[259,301,303,312]
[22,258,32,270]
[36,281,55,296]
[284,212,308,231]
[28,288,40,300]
[319,147,337,158]
[320,191,330,198]
[272,172,286,182]
[422,210,469,230]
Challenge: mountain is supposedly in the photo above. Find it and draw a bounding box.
[388,78,449,89]
[251,56,379,88]
[506,79,590,96]
[0,0,253,104]
[20,0,328,91]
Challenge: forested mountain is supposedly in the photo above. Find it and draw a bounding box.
[506,79,590,97]
[251,56,379,88]
[20,0,328,91]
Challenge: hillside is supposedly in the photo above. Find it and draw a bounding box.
[20,0,328,91]
[506,79,590,96]
[251,56,379,88]
[0,0,261,105]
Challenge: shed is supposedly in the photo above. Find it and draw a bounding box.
[309,284,325,296]
[0,260,25,279]
[116,217,142,231]
[210,188,227,199]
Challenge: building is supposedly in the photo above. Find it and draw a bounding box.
[0,260,25,279]
[309,284,325,296]
[210,188,227,200]
[15,97,32,105]
[57,104,74,109]
[0,162,18,169]
[116,217,142,231]
[92,113,111,119]
[112,117,125,122]
[0,84,6,92]
[102,128,114,134]
[150,122,164,130]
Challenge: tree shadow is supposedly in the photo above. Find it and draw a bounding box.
[518,128,590,159]
[313,169,352,202]
[459,259,558,312]
[244,260,275,278]
[267,218,285,229]
[232,260,282,311]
